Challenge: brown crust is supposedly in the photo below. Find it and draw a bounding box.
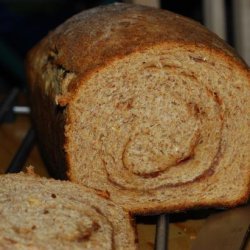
[28,85,68,180]
[129,192,250,215]
[27,3,248,95]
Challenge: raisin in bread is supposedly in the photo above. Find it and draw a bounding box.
[0,173,137,249]
[26,3,250,214]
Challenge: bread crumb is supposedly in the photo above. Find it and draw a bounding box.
[24,165,36,175]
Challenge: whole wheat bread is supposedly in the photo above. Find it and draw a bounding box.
[26,3,250,214]
[0,173,137,250]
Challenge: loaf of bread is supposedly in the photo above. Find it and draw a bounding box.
[26,3,250,214]
[0,173,137,249]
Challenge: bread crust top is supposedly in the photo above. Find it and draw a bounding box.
[27,3,248,102]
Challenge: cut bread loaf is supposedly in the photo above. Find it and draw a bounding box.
[26,3,250,214]
[0,173,137,250]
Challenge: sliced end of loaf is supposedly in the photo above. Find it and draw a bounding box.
[66,43,250,213]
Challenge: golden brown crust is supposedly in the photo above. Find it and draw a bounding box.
[129,193,250,215]
[27,3,248,98]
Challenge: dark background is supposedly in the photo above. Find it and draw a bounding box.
[0,0,234,92]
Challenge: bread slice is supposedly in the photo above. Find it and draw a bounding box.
[0,173,137,249]
[26,3,250,214]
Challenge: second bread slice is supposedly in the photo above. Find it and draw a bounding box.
[0,173,137,250]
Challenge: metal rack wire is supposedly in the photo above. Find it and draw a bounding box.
[0,88,36,174]
[0,88,169,250]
